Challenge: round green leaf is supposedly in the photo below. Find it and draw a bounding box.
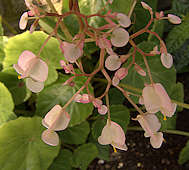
[49,149,73,170]
[0,82,16,125]
[72,143,98,170]
[60,121,90,144]
[36,75,94,127]
[0,116,60,170]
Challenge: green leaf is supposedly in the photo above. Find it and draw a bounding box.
[172,0,189,16]
[60,121,90,144]
[72,143,98,170]
[0,82,16,125]
[49,149,73,170]
[121,41,176,96]
[166,15,189,71]
[108,88,125,105]
[0,68,28,105]
[170,82,184,112]
[179,140,189,164]
[0,116,60,170]
[92,104,130,139]
[36,75,94,127]
[4,31,63,85]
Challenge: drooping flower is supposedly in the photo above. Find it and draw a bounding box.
[41,105,70,146]
[142,83,176,119]
[74,94,91,103]
[167,14,181,24]
[116,13,131,28]
[111,28,129,47]
[134,113,164,148]
[13,50,48,93]
[98,120,127,151]
[105,55,122,71]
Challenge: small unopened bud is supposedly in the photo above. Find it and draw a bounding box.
[168,14,181,24]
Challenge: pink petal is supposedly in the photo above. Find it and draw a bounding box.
[13,64,24,76]
[29,59,48,82]
[43,105,70,131]
[111,28,129,47]
[18,50,37,72]
[105,55,121,71]
[142,85,161,113]
[74,94,82,102]
[160,53,173,69]
[62,42,83,63]
[154,83,175,117]
[117,13,131,28]
[110,121,126,146]
[98,105,108,115]
[41,129,59,146]
[142,114,161,137]
[26,78,44,93]
[168,14,181,24]
[98,122,113,145]
[150,132,164,148]
[19,12,28,30]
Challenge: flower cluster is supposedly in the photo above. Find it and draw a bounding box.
[14,0,182,154]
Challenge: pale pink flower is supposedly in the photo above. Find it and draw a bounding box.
[98,120,127,151]
[61,42,83,63]
[160,53,173,69]
[19,12,28,30]
[111,28,129,47]
[116,13,131,28]
[150,46,160,55]
[105,55,122,71]
[142,83,176,118]
[134,64,146,76]
[134,114,164,148]
[41,105,70,146]
[13,50,48,93]
[168,14,181,24]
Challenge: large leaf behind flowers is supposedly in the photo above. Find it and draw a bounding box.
[36,74,94,127]
[3,31,63,85]
[0,116,60,170]
[0,82,16,125]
